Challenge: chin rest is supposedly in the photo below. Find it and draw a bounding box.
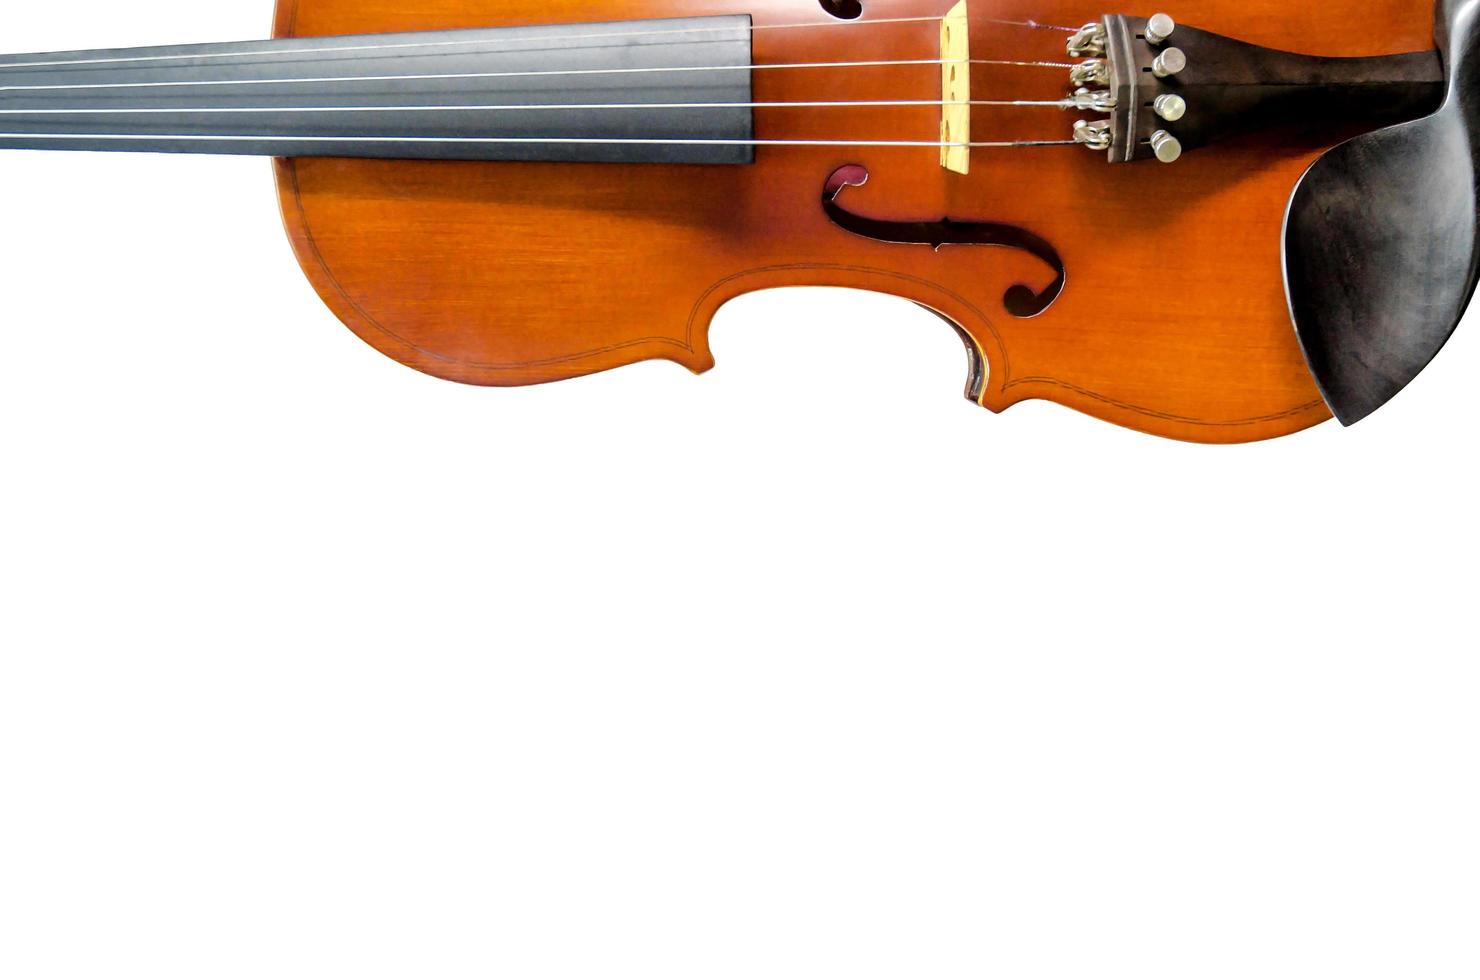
[1284,0,1480,425]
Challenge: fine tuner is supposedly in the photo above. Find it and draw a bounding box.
[0,0,1473,443]
[1066,13,1201,163]
[1068,12,1200,162]
[1064,12,1443,165]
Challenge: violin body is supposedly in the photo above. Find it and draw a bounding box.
[1,0,1463,441]
[265,0,1438,443]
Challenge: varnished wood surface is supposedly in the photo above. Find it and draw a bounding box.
[272,0,1437,442]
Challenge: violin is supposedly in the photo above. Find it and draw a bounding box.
[2,0,1473,443]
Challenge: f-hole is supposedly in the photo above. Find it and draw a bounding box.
[819,0,864,20]
[820,165,1068,318]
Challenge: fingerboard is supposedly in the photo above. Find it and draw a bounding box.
[0,16,755,164]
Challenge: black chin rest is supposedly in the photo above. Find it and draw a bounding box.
[1284,0,1480,425]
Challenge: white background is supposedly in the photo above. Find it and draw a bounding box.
[2,3,1476,978]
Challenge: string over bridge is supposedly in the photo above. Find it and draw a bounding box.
[939,0,971,174]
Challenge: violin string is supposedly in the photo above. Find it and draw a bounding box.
[0,15,1077,73]
[0,98,1083,115]
[0,57,1076,93]
[0,11,1088,146]
[0,132,1079,148]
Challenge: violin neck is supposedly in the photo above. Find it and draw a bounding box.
[0,17,755,164]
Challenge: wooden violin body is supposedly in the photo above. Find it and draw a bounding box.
[267,0,1447,442]
[5,0,1459,442]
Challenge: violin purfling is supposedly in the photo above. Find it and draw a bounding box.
[2,0,1473,443]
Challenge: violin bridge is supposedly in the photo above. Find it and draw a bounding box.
[940,0,971,175]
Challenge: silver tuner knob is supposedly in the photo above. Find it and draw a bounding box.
[1153,93,1187,122]
[1066,22,1107,58]
[1145,13,1177,45]
[1069,59,1110,87]
[1152,47,1187,78]
[1150,130,1183,163]
[1073,119,1113,152]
